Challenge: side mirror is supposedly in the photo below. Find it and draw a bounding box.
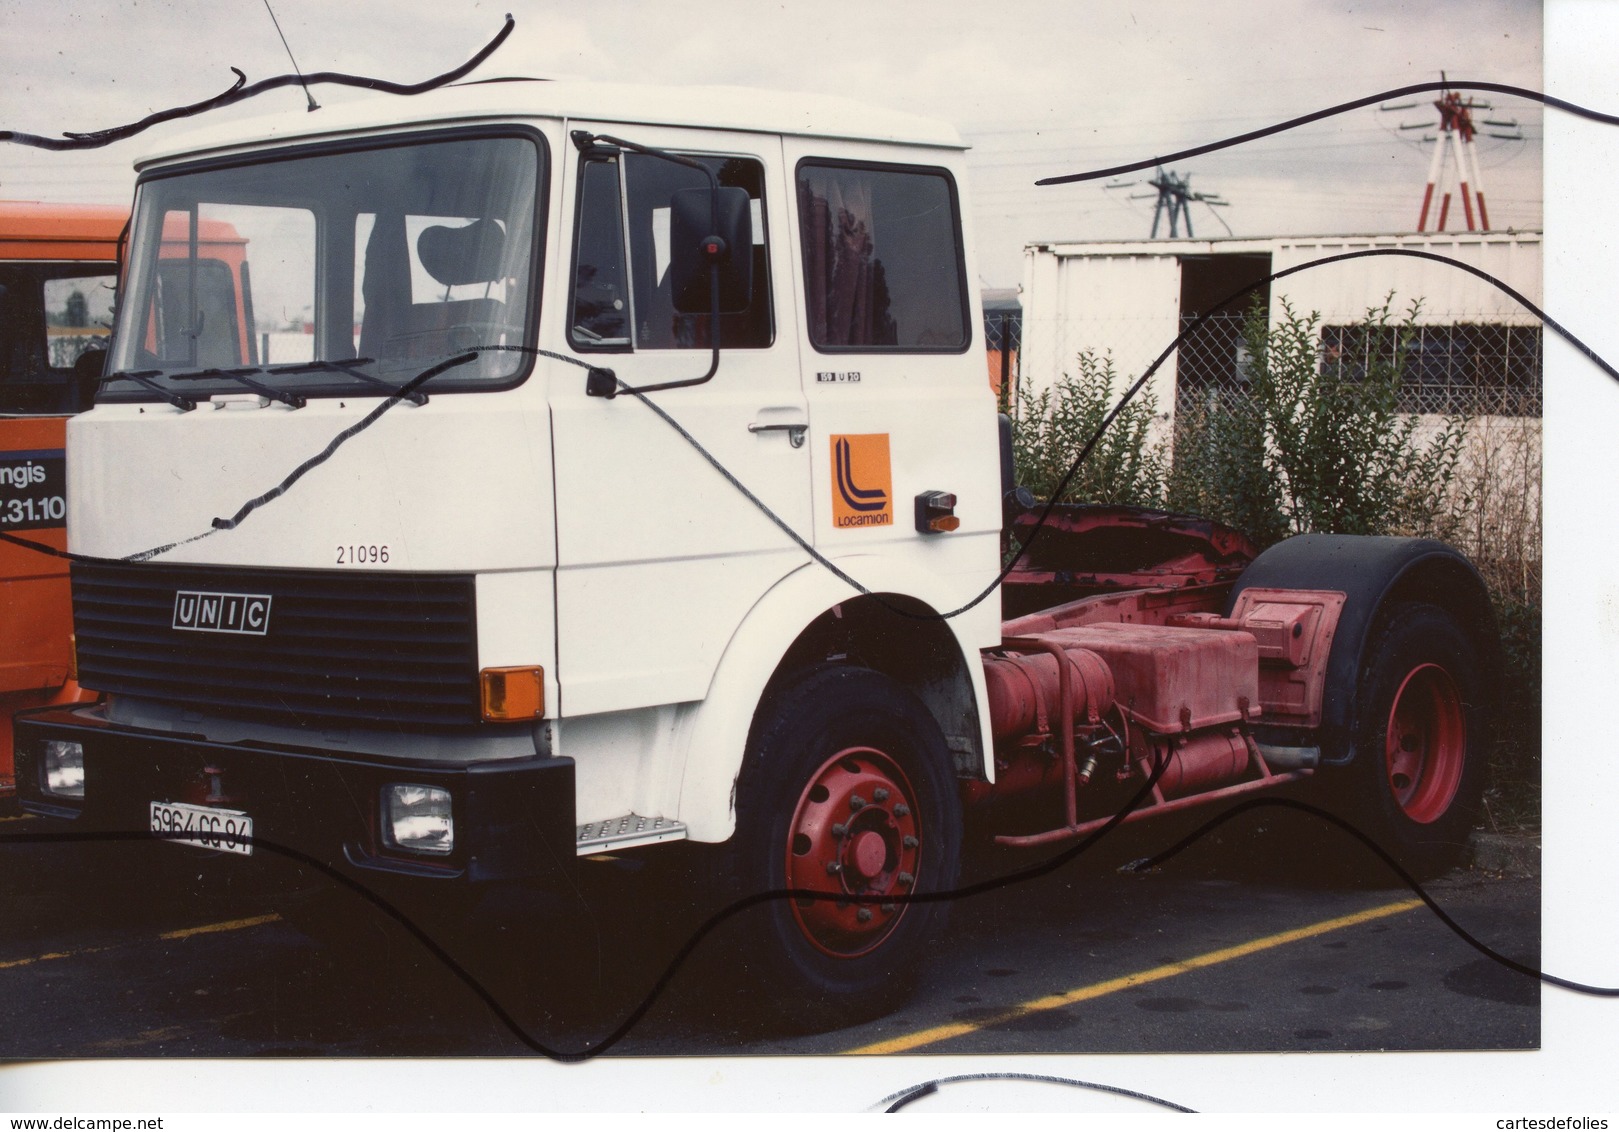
[668,185,752,314]
[72,346,108,411]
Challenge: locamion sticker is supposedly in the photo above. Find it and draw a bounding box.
[830,434,892,528]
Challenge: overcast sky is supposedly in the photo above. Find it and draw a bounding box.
[2,0,1542,287]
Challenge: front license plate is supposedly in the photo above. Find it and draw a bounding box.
[149,800,254,856]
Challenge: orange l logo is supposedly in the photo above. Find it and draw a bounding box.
[830,434,893,528]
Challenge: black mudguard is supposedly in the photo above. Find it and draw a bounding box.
[1224,534,1500,766]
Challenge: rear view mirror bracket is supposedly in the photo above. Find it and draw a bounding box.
[571,131,740,398]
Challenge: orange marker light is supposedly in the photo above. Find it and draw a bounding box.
[480,666,545,721]
[914,490,959,535]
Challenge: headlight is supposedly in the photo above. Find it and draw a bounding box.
[42,740,85,799]
[383,784,453,856]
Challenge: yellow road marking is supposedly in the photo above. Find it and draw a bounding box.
[0,912,281,969]
[89,1013,253,1052]
[0,946,110,970]
[0,813,36,823]
[844,897,1423,1056]
[159,913,280,941]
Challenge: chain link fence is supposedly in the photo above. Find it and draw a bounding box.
[997,310,1543,420]
[1172,313,1543,418]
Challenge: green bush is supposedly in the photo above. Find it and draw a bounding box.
[1164,386,1289,547]
[1166,298,1470,549]
[1008,347,1167,509]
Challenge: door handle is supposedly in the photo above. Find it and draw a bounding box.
[748,420,808,448]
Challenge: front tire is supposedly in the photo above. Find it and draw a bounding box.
[727,665,963,1030]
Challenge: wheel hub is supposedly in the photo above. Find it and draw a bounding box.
[848,830,888,879]
[785,746,922,958]
[1385,662,1466,824]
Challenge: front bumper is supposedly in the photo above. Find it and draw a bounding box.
[13,705,578,932]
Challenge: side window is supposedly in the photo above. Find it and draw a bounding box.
[797,162,969,352]
[0,264,116,416]
[570,151,772,351]
[570,159,631,346]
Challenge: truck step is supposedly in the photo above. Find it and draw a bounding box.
[576,813,688,854]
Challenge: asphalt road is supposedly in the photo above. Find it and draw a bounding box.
[0,808,1539,1060]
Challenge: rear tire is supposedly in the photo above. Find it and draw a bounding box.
[1345,602,1487,878]
[725,665,963,1032]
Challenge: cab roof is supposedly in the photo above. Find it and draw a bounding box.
[136,78,966,171]
[0,200,127,260]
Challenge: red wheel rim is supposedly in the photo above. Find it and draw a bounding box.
[1384,662,1466,824]
[784,746,922,958]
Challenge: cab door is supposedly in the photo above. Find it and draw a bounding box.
[547,125,811,718]
[781,139,1003,639]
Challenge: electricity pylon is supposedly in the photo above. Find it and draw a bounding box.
[1383,75,1521,232]
[1109,168,1229,238]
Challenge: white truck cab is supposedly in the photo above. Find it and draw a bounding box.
[18,80,1007,1018]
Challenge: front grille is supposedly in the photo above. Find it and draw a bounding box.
[72,560,479,726]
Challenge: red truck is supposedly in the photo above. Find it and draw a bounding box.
[0,201,125,804]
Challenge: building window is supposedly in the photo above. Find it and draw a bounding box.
[1321,322,1542,415]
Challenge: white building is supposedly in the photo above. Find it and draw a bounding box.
[1018,230,1543,420]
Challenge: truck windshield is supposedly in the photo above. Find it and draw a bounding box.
[105,131,542,402]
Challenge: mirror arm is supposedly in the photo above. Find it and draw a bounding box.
[574,131,725,399]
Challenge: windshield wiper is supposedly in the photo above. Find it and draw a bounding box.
[101,354,470,411]
[170,366,307,409]
[100,370,197,412]
[267,357,429,406]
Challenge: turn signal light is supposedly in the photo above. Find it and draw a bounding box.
[915,490,960,534]
[480,666,545,721]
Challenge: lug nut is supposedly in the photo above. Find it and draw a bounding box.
[873,787,889,802]
[849,795,866,811]
[902,835,919,849]
[893,804,910,818]
[831,822,848,837]
[826,861,841,874]
[881,903,896,914]
[898,871,914,887]
[856,907,873,923]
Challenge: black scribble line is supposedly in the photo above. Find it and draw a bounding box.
[1137,797,1611,997]
[1035,80,1608,186]
[0,254,1602,591]
[0,13,514,151]
[202,352,476,537]
[1,784,1597,1066]
[596,250,1604,625]
[876,1072,1197,1113]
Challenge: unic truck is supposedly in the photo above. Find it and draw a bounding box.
[13,82,1495,1022]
